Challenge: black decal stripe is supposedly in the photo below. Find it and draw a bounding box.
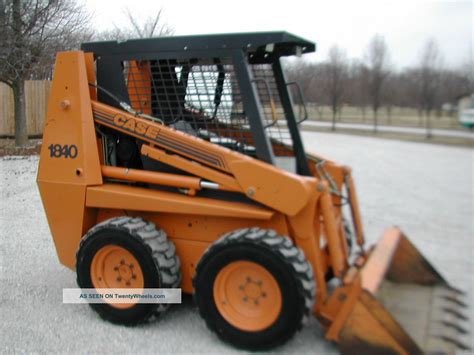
[160,132,227,169]
[93,111,114,122]
[94,109,114,119]
[155,134,224,168]
[156,136,221,167]
[93,110,221,166]
[94,115,225,169]
[94,108,227,169]
[93,111,113,120]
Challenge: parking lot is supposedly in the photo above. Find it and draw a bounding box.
[1,132,472,353]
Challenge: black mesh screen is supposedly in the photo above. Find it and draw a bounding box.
[124,58,293,158]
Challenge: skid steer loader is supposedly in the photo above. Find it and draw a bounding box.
[37,32,469,353]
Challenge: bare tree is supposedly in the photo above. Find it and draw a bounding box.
[382,74,400,125]
[436,69,462,124]
[97,7,174,41]
[365,34,390,132]
[0,0,90,146]
[283,36,469,132]
[460,60,474,93]
[284,60,326,119]
[418,39,442,138]
[346,60,369,121]
[321,45,348,130]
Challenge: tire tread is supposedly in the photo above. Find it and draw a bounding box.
[77,217,181,324]
[194,227,316,349]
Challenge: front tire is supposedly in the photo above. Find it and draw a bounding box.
[194,228,315,350]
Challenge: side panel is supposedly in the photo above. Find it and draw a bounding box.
[38,182,97,268]
[86,184,273,220]
[229,160,311,216]
[96,209,289,293]
[37,51,102,268]
[158,212,289,293]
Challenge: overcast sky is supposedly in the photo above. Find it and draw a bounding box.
[84,0,473,69]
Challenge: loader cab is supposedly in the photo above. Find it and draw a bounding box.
[81,32,315,176]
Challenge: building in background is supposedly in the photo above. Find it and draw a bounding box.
[458,93,474,128]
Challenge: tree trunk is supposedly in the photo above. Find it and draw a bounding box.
[13,78,28,147]
[417,108,423,126]
[332,108,336,131]
[426,111,432,139]
[317,105,323,120]
[373,108,378,133]
[386,105,392,125]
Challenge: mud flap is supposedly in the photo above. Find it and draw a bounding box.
[334,228,469,354]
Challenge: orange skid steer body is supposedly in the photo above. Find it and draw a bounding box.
[37,33,468,353]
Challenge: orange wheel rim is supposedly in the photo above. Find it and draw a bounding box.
[213,260,282,332]
[90,245,144,309]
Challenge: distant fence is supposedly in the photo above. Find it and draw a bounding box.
[0,80,51,137]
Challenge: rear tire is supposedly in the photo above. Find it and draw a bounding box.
[194,228,315,350]
[76,217,181,325]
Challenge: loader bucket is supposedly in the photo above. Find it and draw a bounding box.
[335,228,469,355]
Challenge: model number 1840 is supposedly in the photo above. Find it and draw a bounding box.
[48,144,78,159]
